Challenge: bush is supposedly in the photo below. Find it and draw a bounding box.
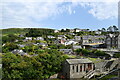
[113,53,120,58]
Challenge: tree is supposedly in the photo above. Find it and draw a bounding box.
[2,49,68,79]
[107,26,113,32]
[61,29,65,32]
[113,53,120,58]
[26,28,54,37]
[23,45,39,54]
[97,29,101,31]
[2,42,19,53]
[113,25,119,32]
[101,28,106,32]
[66,29,70,32]
[2,34,18,43]
[75,48,90,56]
[2,53,43,79]
[107,25,118,32]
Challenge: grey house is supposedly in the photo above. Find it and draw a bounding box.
[59,49,73,54]
[12,49,28,56]
[82,35,105,45]
[72,46,82,50]
[118,34,120,49]
[62,59,94,79]
[106,34,120,49]
[74,36,82,41]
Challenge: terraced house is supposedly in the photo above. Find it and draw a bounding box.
[106,33,120,49]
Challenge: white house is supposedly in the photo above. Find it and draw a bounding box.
[65,41,78,45]
[54,30,59,33]
[58,35,66,39]
[36,37,44,41]
[95,31,102,35]
[47,36,55,39]
[25,37,32,40]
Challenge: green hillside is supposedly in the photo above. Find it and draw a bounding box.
[1,28,54,36]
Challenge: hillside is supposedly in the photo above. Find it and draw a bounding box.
[1,28,54,36]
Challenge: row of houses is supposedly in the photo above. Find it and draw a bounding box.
[19,33,120,49]
[55,28,102,35]
[54,28,89,33]
[57,34,120,49]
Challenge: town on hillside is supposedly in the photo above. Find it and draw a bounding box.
[1,25,120,80]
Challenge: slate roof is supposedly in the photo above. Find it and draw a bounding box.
[12,49,27,56]
[60,49,73,52]
[73,46,82,49]
[66,58,93,64]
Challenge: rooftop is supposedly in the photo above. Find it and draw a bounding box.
[66,58,93,64]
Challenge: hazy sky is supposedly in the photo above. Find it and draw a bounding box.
[1,0,119,30]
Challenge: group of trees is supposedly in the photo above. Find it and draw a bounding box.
[2,49,68,79]
[26,28,54,37]
[2,28,29,35]
[60,29,70,32]
[75,49,110,58]
[2,34,18,43]
[48,44,72,49]
[99,25,119,33]
[113,53,120,58]
[2,42,19,53]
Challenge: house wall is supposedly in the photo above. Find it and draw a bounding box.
[70,64,86,78]
[118,34,120,49]
[69,63,94,79]
[62,61,70,78]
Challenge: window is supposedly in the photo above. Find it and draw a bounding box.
[76,65,78,72]
[80,64,82,72]
[84,64,86,71]
[72,65,74,73]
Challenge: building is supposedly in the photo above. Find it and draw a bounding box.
[72,46,82,50]
[36,37,44,41]
[118,34,120,49]
[58,35,66,39]
[69,29,75,32]
[39,43,48,47]
[17,44,25,48]
[19,34,24,37]
[74,28,89,32]
[62,58,94,79]
[95,31,101,35]
[12,49,28,56]
[106,34,120,49]
[82,35,106,45]
[67,32,75,35]
[59,49,73,54]
[47,35,55,39]
[74,36,82,41]
[65,40,78,46]
[25,37,32,41]
[54,30,59,33]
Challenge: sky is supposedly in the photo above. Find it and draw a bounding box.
[1,0,119,30]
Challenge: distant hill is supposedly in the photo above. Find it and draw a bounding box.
[1,28,54,36]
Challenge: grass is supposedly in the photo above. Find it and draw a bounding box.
[100,75,117,80]
[64,54,76,58]
[88,57,104,63]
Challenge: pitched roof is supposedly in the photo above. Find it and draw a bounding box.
[66,58,93,64]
